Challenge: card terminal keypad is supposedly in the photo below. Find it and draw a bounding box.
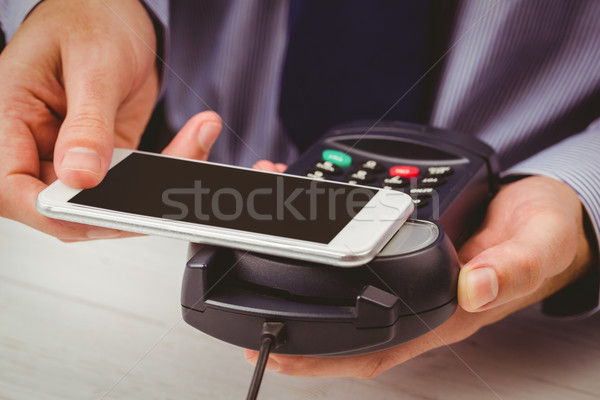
[302,149,455,210]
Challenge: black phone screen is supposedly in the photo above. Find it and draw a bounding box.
[68,153,377,244]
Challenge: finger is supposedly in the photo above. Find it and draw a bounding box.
[252,160,279,172]
[458,213,578,312]
[0,119,96,241]
[53,44,133,189]
[274,163,288,172]
[40,160,58,184]
[0,169,122,241]
[252,161,288,172]
[244,350,282,372]
[161,111,222,160]
[244,349,397,378]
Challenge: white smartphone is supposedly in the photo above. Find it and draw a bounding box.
[36,149,413,267]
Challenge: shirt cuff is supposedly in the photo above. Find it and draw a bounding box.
[0,0,43,41]
[505,119,600,317]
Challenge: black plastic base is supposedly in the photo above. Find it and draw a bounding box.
[181,220,460,356]
[182,299,456,356]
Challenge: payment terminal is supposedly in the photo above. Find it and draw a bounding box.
[181,121,499,357]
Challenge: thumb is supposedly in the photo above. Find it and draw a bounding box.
[54,59,124,189]
[161,111,222,160]
[458,216,576,312]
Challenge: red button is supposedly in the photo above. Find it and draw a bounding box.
[389,165,419,178]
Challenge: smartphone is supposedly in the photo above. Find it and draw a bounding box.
[36,149,413,267]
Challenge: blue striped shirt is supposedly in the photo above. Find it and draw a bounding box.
[2,0,600,314]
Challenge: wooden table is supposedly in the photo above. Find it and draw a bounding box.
[1,216,600,400]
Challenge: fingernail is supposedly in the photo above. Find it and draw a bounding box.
[198,122,221,151]
[265,357,280,372]
[61,147,101,176]
[87,228,121,240]
[466,267,499,310]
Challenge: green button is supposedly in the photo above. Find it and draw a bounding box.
[322,150,352,168]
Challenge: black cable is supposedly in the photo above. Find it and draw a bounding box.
[246,322,287,400]
[246,335,274,400]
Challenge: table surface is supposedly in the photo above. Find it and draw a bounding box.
[1,216,600,400]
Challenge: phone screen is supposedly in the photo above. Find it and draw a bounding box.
[68,153,378,244]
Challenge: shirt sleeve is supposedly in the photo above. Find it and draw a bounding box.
[0,0,43,41]
[506,117,600,317]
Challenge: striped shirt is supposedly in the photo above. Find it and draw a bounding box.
[2,0,600,314]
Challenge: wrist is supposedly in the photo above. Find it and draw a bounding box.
[542,205,599,317]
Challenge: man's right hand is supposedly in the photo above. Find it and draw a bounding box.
[0,0,222,242]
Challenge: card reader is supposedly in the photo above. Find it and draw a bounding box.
[181,121,499,356]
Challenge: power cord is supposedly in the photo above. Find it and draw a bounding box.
[246,322,287,400]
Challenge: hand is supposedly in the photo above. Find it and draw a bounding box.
[245,175,594,377]
[0,0,222,241]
